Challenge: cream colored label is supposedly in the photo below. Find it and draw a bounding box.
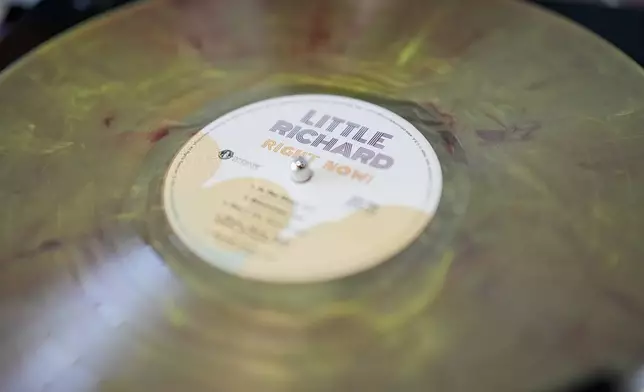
[163,94,442,283]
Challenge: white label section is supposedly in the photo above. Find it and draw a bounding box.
[163,94,443,283]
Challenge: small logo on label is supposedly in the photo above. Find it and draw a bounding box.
[219,149,234,160]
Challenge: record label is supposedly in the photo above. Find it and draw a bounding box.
[163,94,442,283]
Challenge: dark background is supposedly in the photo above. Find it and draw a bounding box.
[1,0,644,71]
[0,1,642,391]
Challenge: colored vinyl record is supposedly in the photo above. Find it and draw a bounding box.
[1,1,644,391]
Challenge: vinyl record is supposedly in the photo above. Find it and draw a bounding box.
[1,1,644,391]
